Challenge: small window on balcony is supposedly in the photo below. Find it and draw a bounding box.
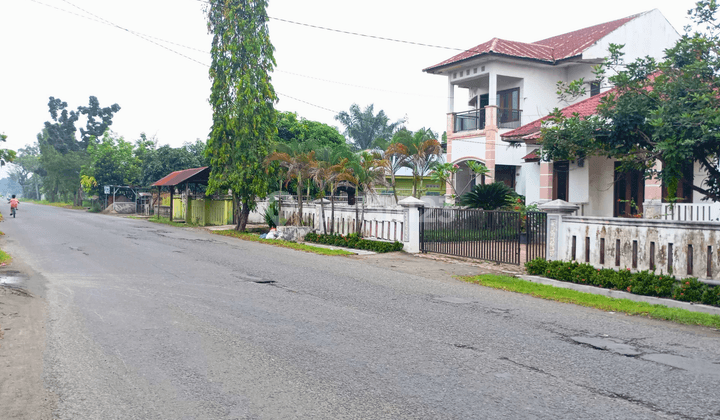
[590,81,601,96]
[473,68,477,74]
[453,72,457,79]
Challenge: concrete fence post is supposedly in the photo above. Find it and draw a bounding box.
[539,199,580,261]
[399,196,425,253]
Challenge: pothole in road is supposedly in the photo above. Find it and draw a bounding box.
[570,336,643,357]
[253,280,277,285]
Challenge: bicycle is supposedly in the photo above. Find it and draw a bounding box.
[10,207,16,218]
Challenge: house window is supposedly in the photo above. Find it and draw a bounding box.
[590,81,601,96]
[497,88,520,123]
[495,165,516,189]
[614,162,645,217]
[553,161,569,201]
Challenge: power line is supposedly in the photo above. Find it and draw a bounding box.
[269,16,465,52]
[28,0,339,114]
[192,0,465,51]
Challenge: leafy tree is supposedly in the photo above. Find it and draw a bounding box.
[11,143,42,200]
[310,145,354,233]
[0,133,16,167]
[542,1,720,202]
[276,111,345,147]
[335,103,405,150]
[83,132,141,194]
[43,96,120,154]
[205,0,277,231]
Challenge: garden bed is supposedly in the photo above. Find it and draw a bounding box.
[526,259,720,307]
[304,233,403,253]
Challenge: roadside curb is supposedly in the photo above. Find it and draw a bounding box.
[519,275,720,316]
[298,242,376,256]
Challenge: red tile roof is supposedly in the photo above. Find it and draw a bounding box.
[501,90,612,141]
[522,150,540,161]
[152,167,210,187]
[424,12,644,72]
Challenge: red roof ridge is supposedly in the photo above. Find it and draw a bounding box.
[424,11,650,72]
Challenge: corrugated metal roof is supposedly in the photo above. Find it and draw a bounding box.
[152,167,210,187]
[424,12,643,72]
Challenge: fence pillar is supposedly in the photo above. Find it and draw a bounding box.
[539,199,579,261]
[399,196,424,253]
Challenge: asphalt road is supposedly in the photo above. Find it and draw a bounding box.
[3,203,720,419]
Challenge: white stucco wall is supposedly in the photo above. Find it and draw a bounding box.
[583,9,679,64]
[693,160,710,204]
[568,160,589,204]
[450,137,486,162]
[523,162,541,205]
[586,156,616,217]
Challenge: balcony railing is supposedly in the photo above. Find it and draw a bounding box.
[498,109,522,129]
[454,109,485,132]
[453,108,523,132]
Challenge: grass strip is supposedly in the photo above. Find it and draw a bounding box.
[462,274,720,329]
[212,230,353,256]
[23,199,86,210]
[0,249,11,265]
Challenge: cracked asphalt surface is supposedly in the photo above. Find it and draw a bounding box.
[2,203,720,419]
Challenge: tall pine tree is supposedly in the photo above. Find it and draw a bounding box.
[205,0,277,231]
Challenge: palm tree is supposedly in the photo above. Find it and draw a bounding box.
[348,151,388,234]
[383,141,410,204]
[335,103,405,151]
[266,147,316,226]
[391,128,442,198]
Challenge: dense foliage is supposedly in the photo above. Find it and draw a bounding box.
[335,103,405,151]
[542,1,720,201]
[526,259,720,307]
[304,232,404,253]
[205,0,277,231]
[458,182,517,210]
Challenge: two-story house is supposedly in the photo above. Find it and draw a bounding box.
[423,9,679,216]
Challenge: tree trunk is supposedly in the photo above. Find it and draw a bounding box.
[232,194,240,227]
[330,185,335,235]
[237,199,251,231]
[296,177,304,226]
[360,194,366,237]
[391,177,398,204]
[355,198,360,234]
[320,199,327,234]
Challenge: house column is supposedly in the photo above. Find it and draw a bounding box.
[643,161,663,219]
[484,105,498,184]
[483,71,498,183]
[540,162,553,202]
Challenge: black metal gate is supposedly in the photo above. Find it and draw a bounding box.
[420,208,522,265]
[525,211,547,262]
[419,208,547,265]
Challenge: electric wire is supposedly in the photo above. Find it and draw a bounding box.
[28,0,340,114]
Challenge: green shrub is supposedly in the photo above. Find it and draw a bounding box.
[304,232,403,253]
[672,278,707,302]
[524,258,717,307]
[701,286,720,306]
[458,182,517,210]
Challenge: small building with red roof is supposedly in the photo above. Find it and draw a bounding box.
[423,9,679,217]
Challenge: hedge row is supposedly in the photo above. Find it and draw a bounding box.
[304,233,404,253]
[526,259,720,307]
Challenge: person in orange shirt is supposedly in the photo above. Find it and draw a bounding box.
[9,195,19,218]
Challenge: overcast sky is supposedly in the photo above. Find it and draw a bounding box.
[0,0,700,154]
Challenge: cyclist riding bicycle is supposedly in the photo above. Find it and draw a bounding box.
[9,195,18,218]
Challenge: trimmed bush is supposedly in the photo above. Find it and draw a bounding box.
[525,258,719,307]
[305,232,404,253]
